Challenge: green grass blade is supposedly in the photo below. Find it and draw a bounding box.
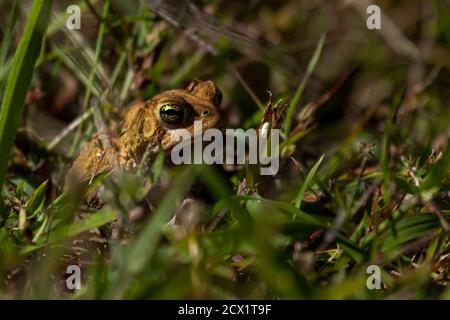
[381,213,450,252]
[0,0,53,219]
[0,0,19,90]
[380,88,405,207]
[294,155,324,210]
[25,179,48,218]
[20,208,117,254]
[126,166,200,274]
[421,143,450,191]
[284,33,326,135]
[83,0,110,110]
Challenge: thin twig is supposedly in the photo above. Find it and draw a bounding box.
[225,59,264,110]
[46,109,93,151]
[427,199,450,232]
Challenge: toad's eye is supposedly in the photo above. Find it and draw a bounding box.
[159,103,186,125]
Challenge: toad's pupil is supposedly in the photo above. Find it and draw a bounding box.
[160,104,185,125]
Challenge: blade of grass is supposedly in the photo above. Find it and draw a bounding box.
[0,0,19,88]
[126,166,200,274]
[294,155,324,210]
[20,208,117,254]
[0,0,52,221]
[25,179,48,218]
[380,87,405,207]
[420,142,450,191]
[381,213,450,252]
[284,33,326,135]
[83,0,110,111]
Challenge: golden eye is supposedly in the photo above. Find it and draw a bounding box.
[159,103,186,125]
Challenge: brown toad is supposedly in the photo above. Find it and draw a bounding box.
[65,80,222,187]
